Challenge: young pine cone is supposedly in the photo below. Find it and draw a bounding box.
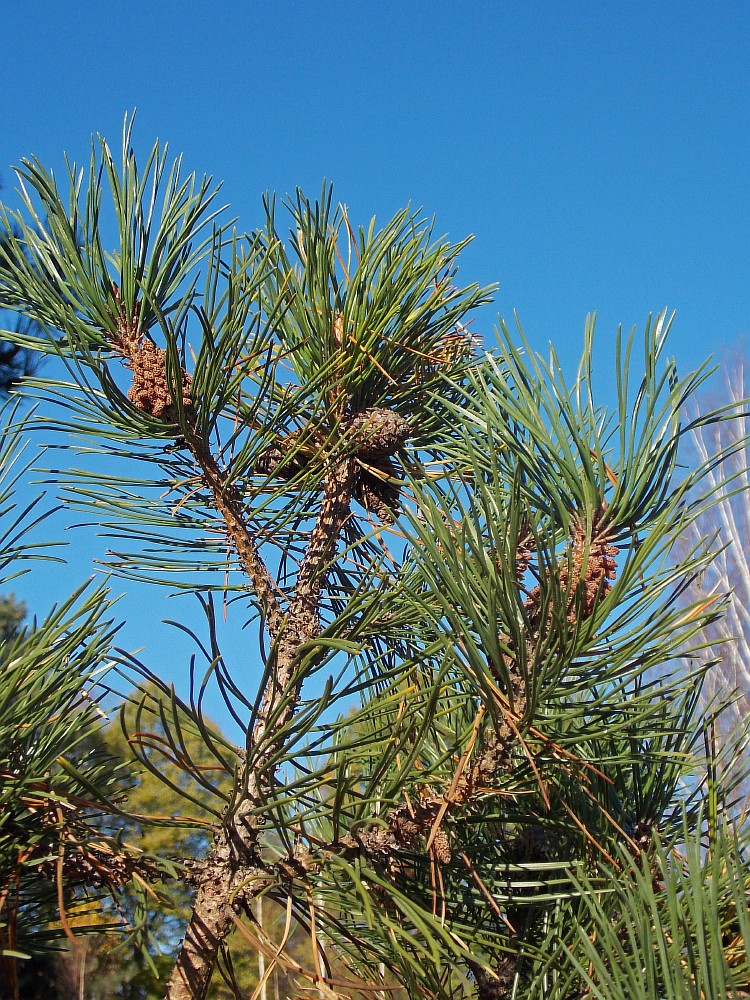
[345,408,411,457]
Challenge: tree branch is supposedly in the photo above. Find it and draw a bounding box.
[185,424,285,636]
[165,456,355,1000]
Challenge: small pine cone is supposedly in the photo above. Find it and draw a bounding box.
[127,341,192,419]
[254,430,323,479]
[578,536,618,618]
[355,470,401,524]
[390,814,421,848]
[514,518,534,583]
[565,505,618,621]
[431,827,452,864]
[255,432,305,478]
[346,408,411,457]
[254,444,286,476]
[357,827,397,857]
[473,961,516,999]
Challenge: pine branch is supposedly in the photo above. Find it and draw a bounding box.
[185,424,284,632]
[165,455,356,1000]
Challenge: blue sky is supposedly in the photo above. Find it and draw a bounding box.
[2,3,749,732]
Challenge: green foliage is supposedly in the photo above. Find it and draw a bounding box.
[0,117,222,357]
[285,321,750,997]
[0,201,43,395]
[0,120,748,1000]
[0,402,156,999]
[561,812,750,998]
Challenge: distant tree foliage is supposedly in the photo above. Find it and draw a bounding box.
[0,594,25,647]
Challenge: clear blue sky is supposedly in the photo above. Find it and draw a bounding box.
[2,3,749,732]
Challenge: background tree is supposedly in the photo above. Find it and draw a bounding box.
[0,595,26,647]
[51,692,305,999]
[0,121,748,1000]
[677,355,750,807]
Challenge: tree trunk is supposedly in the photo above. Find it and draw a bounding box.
[164,865,236,1000]
[165,459,354,999]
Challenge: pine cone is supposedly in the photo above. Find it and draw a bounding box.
[126,340,192,420]
[345,408,411,457]
[354,458,401,524]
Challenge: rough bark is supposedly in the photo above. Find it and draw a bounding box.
[186,426,285,634]
[164,858,235,1000]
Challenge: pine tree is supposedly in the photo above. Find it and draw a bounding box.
[0,118,748,999]
[0,595,25,647]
